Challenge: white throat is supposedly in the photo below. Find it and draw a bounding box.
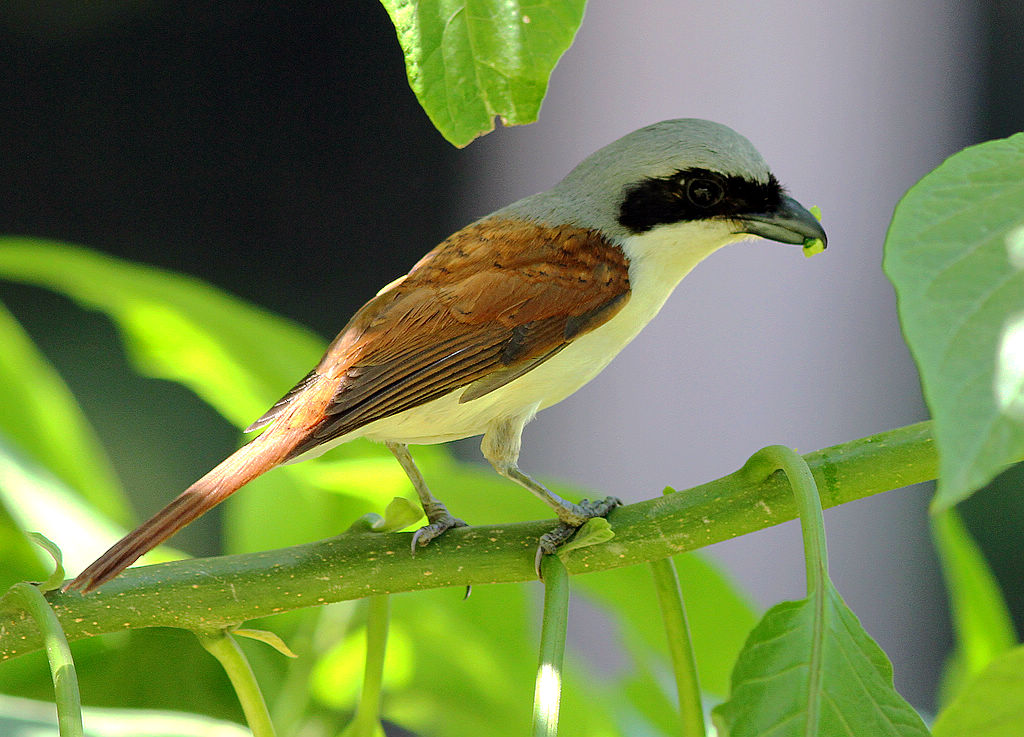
[617,219,747,329]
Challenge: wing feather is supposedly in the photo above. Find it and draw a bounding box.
[255,218,630,460]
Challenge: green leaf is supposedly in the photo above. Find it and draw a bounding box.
[25,533,65,592]
[232,628,299,659]
[932,645,1024,737]
[223,452,413,555]
[0,433,183,578]
[556,517,613,555]
[712,581,929,737]
[932,508,1016,705]
[371,496,424,533]
[380,0,587,146]
[309,611,414,710]
[0,239,408,558]
[883,133,1024,509]
[0,299,128,524]
[0,692,251,736]
[0,239,325,430]
[0,497,46,590]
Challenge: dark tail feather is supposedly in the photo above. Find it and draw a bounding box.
[65,430,298,593]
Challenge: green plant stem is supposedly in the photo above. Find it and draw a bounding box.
[197,630,277,737]
[649,558,705,737]
[741,444,828,736]
[0,421,962,661]
[741,445,828,594]
[348,595,390,737]
[6,582,83,737]
[533,555,570,737]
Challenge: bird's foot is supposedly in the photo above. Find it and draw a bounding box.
[535,496,621,576]
[410,501,467,553]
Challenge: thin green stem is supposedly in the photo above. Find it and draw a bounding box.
[741,445,828,737]
[1,421,952,662]
[742,445,828,594]
[7,582,83,737]
[348,595,390,737]
[649,558,705,737]
[197,630,277,737]
[533,555,570,737]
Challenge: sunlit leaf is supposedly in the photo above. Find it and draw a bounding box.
[0,434,182,579]
[883,133,1024,509]
[310,619,414,707]
[0,299,128,524]
[0,444,49,588]
[25,532,65,592]
[229,628,297,659]
[713,581,929,737]
[0,239,324,429]
[371,497,424,533]
[380,0,587,146]
[0,691,251,736]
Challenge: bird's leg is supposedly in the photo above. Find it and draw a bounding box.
[480,416,621,575]
[385,441,467,552]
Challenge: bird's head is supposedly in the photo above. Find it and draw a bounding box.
[510,119,826,255]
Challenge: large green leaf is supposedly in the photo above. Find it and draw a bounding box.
[0,299,127,524]
[883,133,1024,509]
[932,508,1017,706]
[0,239,325,430]
[932,645,1024,737]
[380,0,587,146]
[712,581,929,737]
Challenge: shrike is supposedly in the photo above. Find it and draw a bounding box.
[69,118,826,592]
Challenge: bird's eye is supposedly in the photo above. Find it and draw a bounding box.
[686,177,725,208]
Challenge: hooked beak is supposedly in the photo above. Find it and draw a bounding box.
[738,195,827,248]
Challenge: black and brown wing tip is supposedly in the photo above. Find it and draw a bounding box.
[64,558,123,594]
[245,369,319,433]
[62,522,174,594]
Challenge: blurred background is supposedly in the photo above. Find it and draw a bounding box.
[1,0,1022,715]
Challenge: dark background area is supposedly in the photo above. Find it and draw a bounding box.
[1,0,1023,715]
[1,1,462,334]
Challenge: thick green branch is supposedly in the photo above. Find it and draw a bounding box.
[0,422,941,661]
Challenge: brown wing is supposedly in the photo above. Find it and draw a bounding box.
[257,217,630,458]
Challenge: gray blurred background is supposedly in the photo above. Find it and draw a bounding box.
[2,0,1023,713]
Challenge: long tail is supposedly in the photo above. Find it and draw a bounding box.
[65,426,304,593]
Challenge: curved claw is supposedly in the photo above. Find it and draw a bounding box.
[410,514,467,554]
[535,495,622,578]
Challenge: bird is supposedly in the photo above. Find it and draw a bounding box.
[66,118,827,592]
